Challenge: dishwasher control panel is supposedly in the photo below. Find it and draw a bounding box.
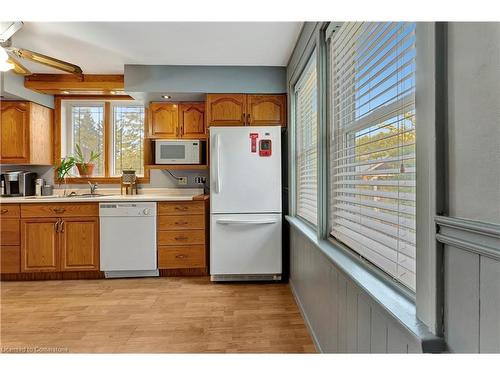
[99,202,157,217]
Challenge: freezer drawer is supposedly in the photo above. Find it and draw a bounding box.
[210,213,282,276]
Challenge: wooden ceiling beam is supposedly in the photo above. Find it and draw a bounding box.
[24,74,125,95]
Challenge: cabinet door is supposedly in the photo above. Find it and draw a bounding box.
[247,94,287,126]
[0,101,29,163]
[149,103,179,138]
[60,217,99,271]
[206,94,246,126]
[20,218,59,272]
[179,102,206,139]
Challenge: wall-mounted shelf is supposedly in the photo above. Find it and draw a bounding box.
[145,164,208,171]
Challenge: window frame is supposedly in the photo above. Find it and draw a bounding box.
[54,95,150,184]
[325,22,418,297]
[294,50,319,227]
[110,100,146,178]
[287,21,444,335]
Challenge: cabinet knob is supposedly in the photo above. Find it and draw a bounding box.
[174,206,188,211]
[53,207,66,213]
[175,221,188,225]
[175,254,187,259]
[1,209,8,214]
[174,236,188,241]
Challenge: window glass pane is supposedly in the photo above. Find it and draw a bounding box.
[295,51,318,226]
[329,22,416,290]
[71,105,104,176]
[112,105,145,176]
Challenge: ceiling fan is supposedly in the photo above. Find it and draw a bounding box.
[0,21,83,76]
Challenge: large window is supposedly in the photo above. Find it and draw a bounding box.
[112,103,145,176]
[328,22,416,290]
[295,52,319,225]
[62,100,145,178]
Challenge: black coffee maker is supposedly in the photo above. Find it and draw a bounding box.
[0,171,37,196]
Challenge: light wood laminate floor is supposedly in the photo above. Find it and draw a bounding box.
[0,277,315,353]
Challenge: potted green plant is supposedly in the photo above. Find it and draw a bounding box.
[74,144,100,177]
[55,156,76,196]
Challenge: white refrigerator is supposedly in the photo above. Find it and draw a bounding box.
[210,126,282,281]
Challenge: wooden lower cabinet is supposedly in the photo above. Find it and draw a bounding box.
[20,216,99,273]
[157,199,209,272]
[1,246,20,273]
[158,245,206,269]
[1,218,20,246]
[60,218,99,271]
[21,218,59,272]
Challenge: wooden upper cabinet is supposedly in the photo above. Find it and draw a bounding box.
[247,94,287,126]
[1,102,29,163]
[60,218,99,271]
[149,103,179,138]
[20,218,59,272]
[179,102,206,139]
[206,94,247,126]
[206,94,287,127]
[0,101,53,165]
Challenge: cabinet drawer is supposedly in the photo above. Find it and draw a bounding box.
[21,203,99,218]
[1,246,20,273]
[158,245,206,269]
[158,230,205,245]
[158,215,205,230]
[1,219,20,245]
[158,201,204,216]
[1,204,20,218]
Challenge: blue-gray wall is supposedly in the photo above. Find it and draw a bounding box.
[125,65,286,94]
[0,71,54,108]
[439,22,500,353]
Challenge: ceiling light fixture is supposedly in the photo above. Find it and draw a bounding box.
[162,95,171,99]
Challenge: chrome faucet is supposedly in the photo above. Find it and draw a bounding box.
[88,181,98,195]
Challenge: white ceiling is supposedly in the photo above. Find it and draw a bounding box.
[9,22,302,74]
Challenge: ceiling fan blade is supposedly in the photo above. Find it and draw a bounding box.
[6,54,31,75]
[10,47,82,75]
[0,22,23,43]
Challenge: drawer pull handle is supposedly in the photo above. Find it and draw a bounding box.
[175,254,187,259]
[1,209,8,214]
[53,208,66,213]
[175,221,188,225]
[174,236,188,241]
[174,206,188,211]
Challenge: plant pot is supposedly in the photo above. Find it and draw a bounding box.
[76,163,95,177]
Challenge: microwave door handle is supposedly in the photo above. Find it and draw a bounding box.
[214,134,221,194]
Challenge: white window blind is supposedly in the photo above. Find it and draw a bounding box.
[295,52,318,225]
[329,22,416,290]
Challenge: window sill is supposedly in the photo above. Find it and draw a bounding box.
[58,176,149,184]
[286,215,445,352]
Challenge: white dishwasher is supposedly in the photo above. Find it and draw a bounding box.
[99,202,158,278]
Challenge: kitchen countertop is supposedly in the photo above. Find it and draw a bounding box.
[0,188,208,204]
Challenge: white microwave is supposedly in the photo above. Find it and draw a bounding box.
[155,140,202,164]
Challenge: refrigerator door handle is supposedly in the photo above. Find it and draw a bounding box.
[214,134,221,194]
[216,218,278,225]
